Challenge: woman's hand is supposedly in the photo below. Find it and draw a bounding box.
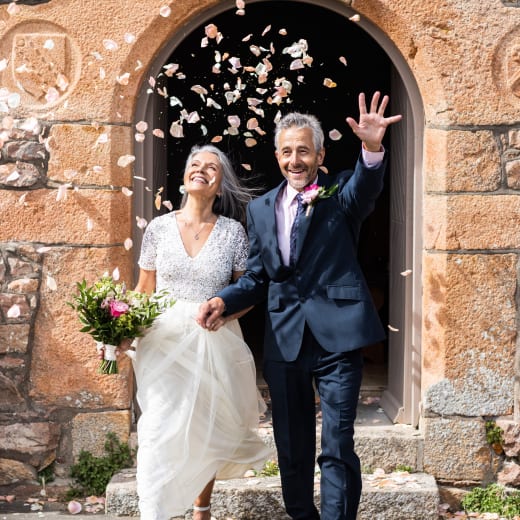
[116,337,134,355]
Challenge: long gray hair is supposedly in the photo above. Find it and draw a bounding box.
[180,144,254,224]
[274,112,324,152]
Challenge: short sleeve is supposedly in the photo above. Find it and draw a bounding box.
[138,219,159,271]
[232,221,249,272]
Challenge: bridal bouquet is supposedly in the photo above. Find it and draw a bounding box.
[68,275,173,374]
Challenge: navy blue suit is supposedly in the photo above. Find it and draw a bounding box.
[219,156,386,519]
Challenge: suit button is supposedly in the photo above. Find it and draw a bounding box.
[299,297,305,303]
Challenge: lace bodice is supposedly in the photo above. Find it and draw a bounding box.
[138,213,249,302]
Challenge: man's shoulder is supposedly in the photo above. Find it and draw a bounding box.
[250,184,283,209]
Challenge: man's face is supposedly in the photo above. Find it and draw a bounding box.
[275,126,325,192]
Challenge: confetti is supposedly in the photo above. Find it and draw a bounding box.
[7,304,20,318]
[152,129,165,138]
[86,218,94,231]
[329,129,342,141]
[103,39,118,51]
[159,5,171,17]
[388,325,399,332]
[135,121,148,133]
[46,275,57,291]
[136,216,148,229]
[67,501,82,515]
[124,238,133,250]
[339,56,347,66]
[124,33,136,44]
[116,72,130,85]
[400,269,413,277]
[117,155,136,168]
[323,78,337,88]
[163,200,173,211]
[122,187,133,196]
[112,267,120,281]
[349,14,361,22]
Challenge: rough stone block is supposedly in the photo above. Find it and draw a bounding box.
[424,129,500,192]
[71,410,131,461]
[47,124,133,187]
[424,195,520,250]
[423,417,490,482]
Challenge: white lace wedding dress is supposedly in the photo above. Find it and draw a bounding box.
[133,213,272,520]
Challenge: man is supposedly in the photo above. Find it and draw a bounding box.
[197,92,402,520]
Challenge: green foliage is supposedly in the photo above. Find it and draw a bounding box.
[68,276,173,345]
[486,421,504,447]
[69,432,135,496]
[256,459,280,477]
[38,463,55,485]
[462,484,520,518]
[394,464,413,473]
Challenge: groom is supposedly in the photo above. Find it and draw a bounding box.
[197,92,402,520]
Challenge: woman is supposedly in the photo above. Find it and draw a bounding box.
[123,144,272,520]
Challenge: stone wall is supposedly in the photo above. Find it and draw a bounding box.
[0,0,519,490]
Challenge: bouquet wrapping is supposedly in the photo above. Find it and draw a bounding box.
[68,276,173,374]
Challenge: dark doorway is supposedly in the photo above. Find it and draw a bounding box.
[148,1,391,373]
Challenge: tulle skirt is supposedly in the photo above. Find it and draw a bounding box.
[133,300,272,520]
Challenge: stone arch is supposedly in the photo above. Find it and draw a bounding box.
[127,0,427,424]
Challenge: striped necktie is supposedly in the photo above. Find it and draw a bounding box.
[289,193,305,266]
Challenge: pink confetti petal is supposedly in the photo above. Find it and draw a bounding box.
[152,129,165,138]
[163,200,173,211]
[245,138,257,148]
[136,216,148,229]
[124,238,133,250]
[122,187,133,197]
[67,501,82,515]
[135,121,148,133]
[339,56,347,66]
[159,5,171,17]
[117,155,136,168]
[329,129,342,141]
[112,267,120,281]
[135,133,145,143]
[205,24,219,39]
[116,73,130,85]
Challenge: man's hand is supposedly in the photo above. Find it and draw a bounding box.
[197,297,226,330]
[346,92,402,152]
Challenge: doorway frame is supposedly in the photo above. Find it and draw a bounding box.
[132,0,424,426]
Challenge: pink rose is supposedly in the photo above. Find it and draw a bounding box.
[301,184,320,205]
[109,300,129,317]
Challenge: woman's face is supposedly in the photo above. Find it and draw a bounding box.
[183,151,223,198]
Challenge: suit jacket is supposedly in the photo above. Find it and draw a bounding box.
[219,156,387,362]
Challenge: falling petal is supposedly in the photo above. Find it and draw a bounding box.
[117,154,136,167]
[45,87,60,104]
[191,84,208,97]
[228,115,241,128]
[170,96,183,107]
[236,8,245,15]
[329,129,342,141]
[388,325,399,332]
[205,24,219,39]
[0,59,8,72]
[6,170,19,183]
[103,39,118,51]
[116,72,130,85]
[135,121,148,133]
[67,501,82,515]
[262,25,272,36]
[339,56,347,66]
[46,274,57,291]
[241,163,252,171]
[135,60,143,71]
[122,187,133,197]
[247,118,259,129]
[56,73,69,91]
[154,193,162,210]
[400,269,413,277]
[136,216,148,229]
[124,33,136,44]
[112,267,120,281]
[206,98,222,110]
[245,138,257,147]
[94,133,109,147]
[349,14,361,22]
[43,39,55,50]
[99,67,106,80]
[163,200,173,211]
[319,165,329,174]
[86,218,94,231]
[323,78,337,88]
[148,76,156,88]
[135,132,145,143]
[124,238,133,250]
[7,3,21,15]
[242,34,253,42]
[159,5,171,17]
[211,135,223,143]
[152,128,165,138]
[7,304,20,318]
[279,28,287,35]
[187,111,200,124]
[56,184,71,201]
[236,0,245,8]
[290,59,304,70]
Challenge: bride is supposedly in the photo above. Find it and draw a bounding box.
[121,144,272,520]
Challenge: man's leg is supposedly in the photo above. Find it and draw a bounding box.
[264,344,320,520]
[314,346,363,520]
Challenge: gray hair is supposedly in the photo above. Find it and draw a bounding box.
[180,144,253,224]
[274,112,324,153]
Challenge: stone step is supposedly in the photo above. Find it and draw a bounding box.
[105,468,440,519]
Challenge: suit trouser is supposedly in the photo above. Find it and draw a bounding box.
[264,326,363,520]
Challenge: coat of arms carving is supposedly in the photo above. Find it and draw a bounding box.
[12,33,71,105]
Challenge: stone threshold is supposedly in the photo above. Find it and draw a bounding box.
[106,468,440,520]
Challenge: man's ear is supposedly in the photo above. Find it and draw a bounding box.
[318,147,325,165]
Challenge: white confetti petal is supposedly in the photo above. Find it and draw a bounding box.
[43,39,55,50]
[135,121,148,133]
[136,216,148,229]
[7,304,20,318]
[122,187,133,196]
[46,274,57,291]
[162,200,173,211]
[86,218,94,231]
[388,325,399,332]
[152,128,165,138]
[117,154,136,168]
[124,238,133,250]
[159,5,171,17]
[112,267,120,281]
[349,14,361,22]
[400,269,413,277]
[135,132,145,143]
[124,33,136,44]
[329,129,342,141]
[103,39,118,51]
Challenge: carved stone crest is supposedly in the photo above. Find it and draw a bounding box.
[12,33,70,104]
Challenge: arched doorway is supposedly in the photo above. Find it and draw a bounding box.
[133,0,423,425]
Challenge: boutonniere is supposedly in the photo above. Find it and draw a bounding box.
[301,183,338,216]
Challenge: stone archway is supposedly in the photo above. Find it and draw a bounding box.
[132,0,424,424]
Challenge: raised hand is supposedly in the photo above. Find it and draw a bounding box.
[346,91,402,152]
